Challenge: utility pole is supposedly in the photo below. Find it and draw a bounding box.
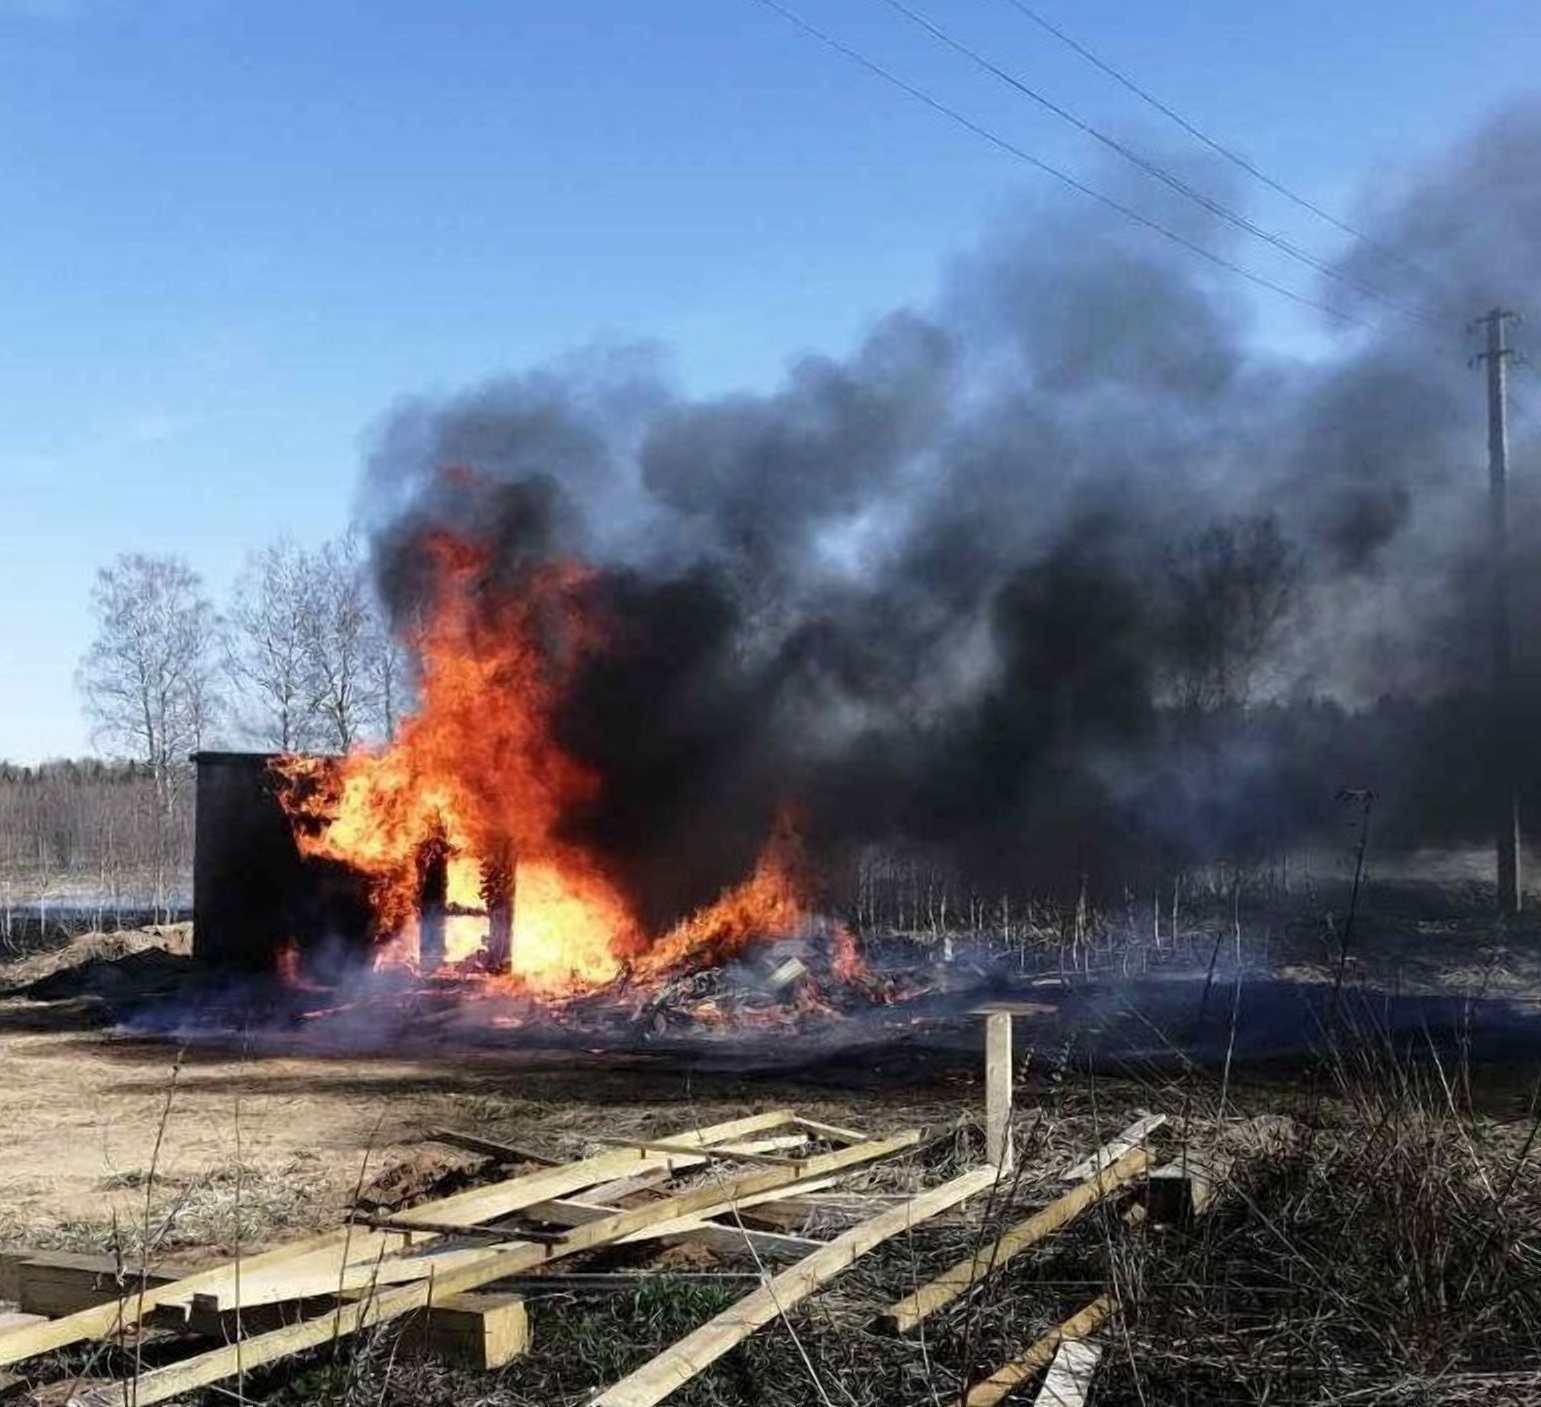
[1475,307,1522,914]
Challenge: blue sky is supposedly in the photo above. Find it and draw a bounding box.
[2,0,1536,761]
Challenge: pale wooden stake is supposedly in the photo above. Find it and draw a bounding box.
[985,1011,1014,1173]
[1034,1336,1103,1407]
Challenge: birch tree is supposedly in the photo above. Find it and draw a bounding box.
[225,539,321,750]
[77,554,219,912]
[304,532,374,751]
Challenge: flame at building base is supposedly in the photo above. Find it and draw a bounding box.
[271,533,863,999]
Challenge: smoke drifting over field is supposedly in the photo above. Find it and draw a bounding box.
[362,101,1541,918]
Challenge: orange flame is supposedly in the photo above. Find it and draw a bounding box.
[271,532,850,998]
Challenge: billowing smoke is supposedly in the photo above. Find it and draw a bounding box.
[362,100,1541,921]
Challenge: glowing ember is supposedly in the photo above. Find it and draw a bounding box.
[271,530,853,1001]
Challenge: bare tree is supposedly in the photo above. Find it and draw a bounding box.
[78,553,220,793]
[225,539,321,751]
[303,532,375,752]
[77,554,219,914]
[363,607,412,742]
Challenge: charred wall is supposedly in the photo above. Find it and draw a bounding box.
[192,751,372,971]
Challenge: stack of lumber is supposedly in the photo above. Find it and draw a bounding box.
[0,1109,973,1406]
[0,1103,1236,1407]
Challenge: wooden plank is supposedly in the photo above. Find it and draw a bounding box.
[67,1130,923,1407]
[791,1117,868,1146]
[881,1147,1151,1333]
[589,1165,1000,1407]
[1063,1114,1168,1182]
[1034,1337,1102,1407]
[590,1138,796,1166]
[583,1168,672,1204]
[425,1129,559,1165]
[985,1011,1014,1172]
[964,1297,1113,1407]
[489,1273,762,1294]
[399,1291,529,1370]
[535,1199,821,1262]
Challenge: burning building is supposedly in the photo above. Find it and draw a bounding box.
[189,533,865,1005]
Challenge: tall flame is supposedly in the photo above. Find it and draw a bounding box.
[272,533,837,994]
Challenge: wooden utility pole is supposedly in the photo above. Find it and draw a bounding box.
[1475,308,1522,914]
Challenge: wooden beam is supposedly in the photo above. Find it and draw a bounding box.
[791,1116,868,1145]
[67,1130,924,1407]
[589,1165,1000,1407]
[425,1129,559,1165]
[1062,1114,1168,1182]
[985,1011,1014,1172]
[880,1147,1151,1333]
[589,1138,797,1166]
[399,1291,529,1371]
[1034,1337,1102,1407]
[351,1214,567,1244]
[489,1273,762,1294]
[392,1110,804,1229]
[533,1199,821,1262]
[964,1296,1113,1407]
[195,1142,870,1314]
[187,1121,810,1313]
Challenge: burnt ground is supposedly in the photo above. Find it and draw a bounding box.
[1,873,1540,1405]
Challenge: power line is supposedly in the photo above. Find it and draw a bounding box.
[997,0,1441,287]
[752,0,1369,328]
[874,0,1432,326]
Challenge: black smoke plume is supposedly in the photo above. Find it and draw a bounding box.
[362,101,1541,922]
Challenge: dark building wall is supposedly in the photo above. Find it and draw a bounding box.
[192,752,372,972]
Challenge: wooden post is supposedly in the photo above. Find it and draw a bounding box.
[416,823,449,971]
[481,840,515,973]
[986,1011,1014,1173]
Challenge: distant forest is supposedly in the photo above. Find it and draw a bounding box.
[0,759,192,935]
